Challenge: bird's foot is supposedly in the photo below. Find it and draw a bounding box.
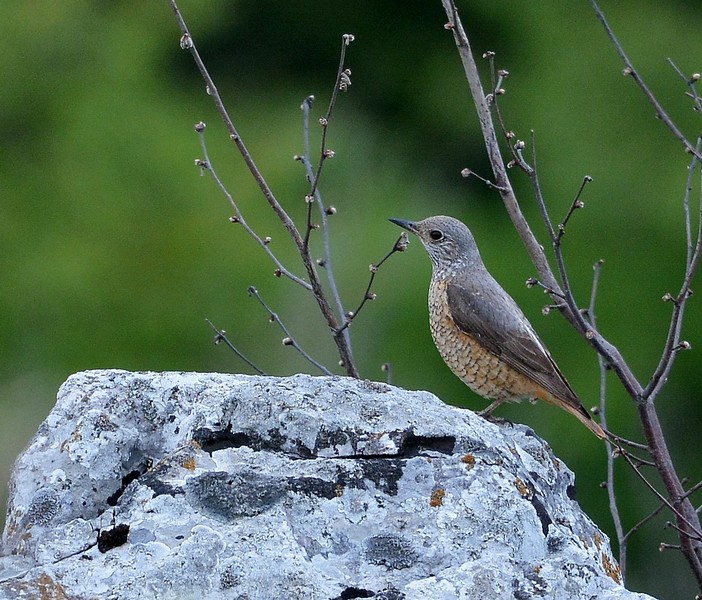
[476,399,504,418]
[477,412,511,427]
[476,399,512,427]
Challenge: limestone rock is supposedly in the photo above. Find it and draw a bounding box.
[0,370,655,599]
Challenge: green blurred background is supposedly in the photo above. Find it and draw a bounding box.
[2,1,701,597]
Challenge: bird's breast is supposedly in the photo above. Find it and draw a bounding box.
[427,278,539,402]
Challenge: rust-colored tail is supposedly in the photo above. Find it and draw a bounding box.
[568,404,607,440]
[537,389,607,439]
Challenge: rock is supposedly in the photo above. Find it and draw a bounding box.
[0,370,655,599]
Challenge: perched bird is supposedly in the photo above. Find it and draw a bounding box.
[390,215,605,439]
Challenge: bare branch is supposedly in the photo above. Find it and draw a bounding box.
[601,430,649,452]
[170,1,359,376]
[247,286,333,376]
[590,0,702,161]
[299,96,351,352]
[303,34,354,249]
[588,259,627,575]
[205,319,266,375]
[623,500,666,544]
[621,450,702,542]
[442,1,702,585]
[682,479,702,502]
[337,233,409,334]
[660,542,683,552]
[556,176,591,243]
[667,59,702,115]
[441,1,644,404]
[525,277,565,300]
[630,400,702,584]
[169,0,306,248]
[525,135,598,347]
[644,135,702,401]
[440,1,555,288]
[195,126,311,290]
[460,167,508,192]
[667,520,702,542]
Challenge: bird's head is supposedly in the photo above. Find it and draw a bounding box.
[389,215,482,273]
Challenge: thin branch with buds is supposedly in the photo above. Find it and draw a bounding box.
[620,451,702,543]
[682,479,702,502]
[205,319,265,375]
[460,167,508,192]
[247,286,333,376]
[590,0,702,161]
[169,0,359,376]
[517,137,594,342]
[624,499,667,546]
[644,135,702,401]
[303,34,354,249]
[337,233,410,334]
[667,59,702,115]
[556,176,591,243]
[195,124,311,290]
[298,96,350,351]
[442,0,642,403]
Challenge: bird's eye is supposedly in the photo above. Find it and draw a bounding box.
[429,229,443,241]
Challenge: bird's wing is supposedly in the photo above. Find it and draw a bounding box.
[445,279,580,405]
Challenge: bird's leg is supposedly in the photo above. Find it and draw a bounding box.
[477,398,505,418]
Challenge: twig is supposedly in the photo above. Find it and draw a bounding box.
[523,133,555,240]
[303,34,354,249]
[205,319,265,375]
[169,0,359,376]
[588,259,627,576]
[666,60,702,114]
[460,167,508,192]
[337,233,409,334]
[667,520,702,542]
[247,286,333,376]
[660,542,683,552]
[683,479,702,501]
[299,96,350,352]
[602,430,649,452]
[625,453,657,469]
[524,134,597,345]
[644,136,702,401]
[169,1,305,251]
[483,53,531,177]
[590,0,702,161]
[623,480,692,546]
[556,176,591,242]
[195,126,311,290]
[621,449,702,543]
[525,277,566,300]
[623,499,667,544]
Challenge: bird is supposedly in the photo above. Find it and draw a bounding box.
[389,215,605,439]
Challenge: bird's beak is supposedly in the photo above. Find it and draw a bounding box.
[389,218,418,233]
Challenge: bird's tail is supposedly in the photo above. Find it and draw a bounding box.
[569,405,607,440]
[537,389,607,440]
